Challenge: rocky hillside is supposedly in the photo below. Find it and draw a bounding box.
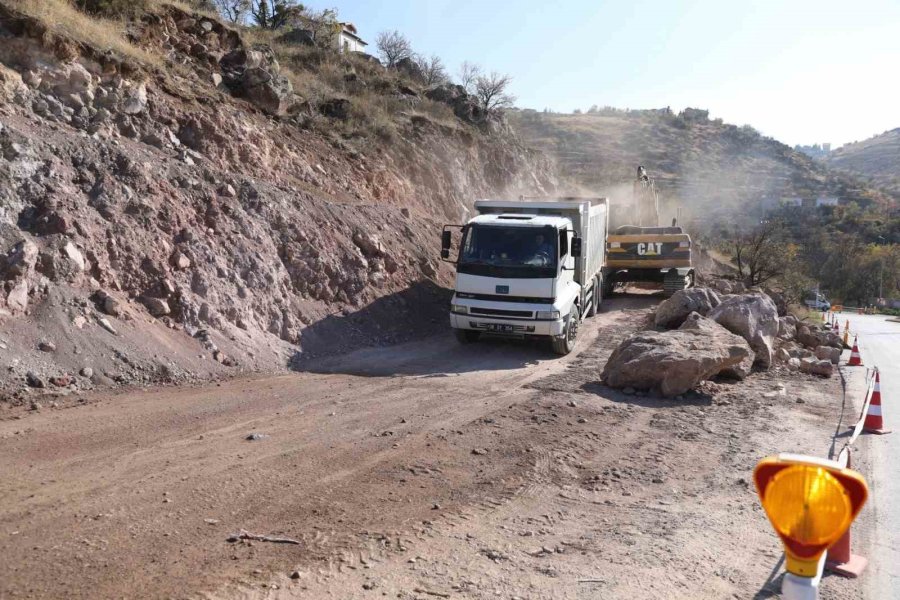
[828,127,900,199]
[509,108,892,226]
[0,0,556,402]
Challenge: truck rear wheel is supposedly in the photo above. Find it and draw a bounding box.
[602,275,616,297]
[551,306,580,355]
[455,329,481,344]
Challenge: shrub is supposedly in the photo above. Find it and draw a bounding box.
[75,0,147,17]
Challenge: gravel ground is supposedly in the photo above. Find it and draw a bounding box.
[0,292,867,599]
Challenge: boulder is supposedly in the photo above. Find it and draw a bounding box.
[708,293,779,368]
[121,83,148,115]
[777,317,796,340]
[142,297,171,317]
[601,313,754,397]
[815,345,842,365]
[0,63,25,103]
[680,312,754,380]
[655,287,721,328]
[352,231,384,258]
[276,28,315,46]
[171,251,191,270]
[103,295,123,316]
[26,371,45,388]
[394,56,425,82]
[425,84,486,124]
[6,279,29,312]
[764,288,788,316]
[319,97,351,120]
[800,358,834,377]
[797,325,842,350]
[709,279,733,294]
[220,45,294,116]
[787,357,801,371]
[3,239,38,279]
[776,347,791,363]
[63,241,85,272]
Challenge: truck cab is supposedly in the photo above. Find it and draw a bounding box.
[442,199,608,355]
[804,291,831,311]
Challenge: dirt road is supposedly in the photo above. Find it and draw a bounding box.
[0,295,866,599]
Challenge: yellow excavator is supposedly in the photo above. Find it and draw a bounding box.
[603,166,694,297]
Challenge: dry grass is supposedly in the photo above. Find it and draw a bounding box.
[6,0,158,65]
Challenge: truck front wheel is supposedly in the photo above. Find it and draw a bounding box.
[455,329,480,344]
[551,306,580,356]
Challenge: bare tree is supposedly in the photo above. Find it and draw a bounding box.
[457,61,481,93]
[730,220,790,287]
[415,54,448,86]
[473,71,516,112]
[376,30,414,68]
[212,0,250,23]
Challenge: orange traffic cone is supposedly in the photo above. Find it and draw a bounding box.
[863,370,890,434]
[848,336,863,366]
[832,320,840,333]
[826,450,868,577]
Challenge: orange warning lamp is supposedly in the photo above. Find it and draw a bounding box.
[754,455,868,577]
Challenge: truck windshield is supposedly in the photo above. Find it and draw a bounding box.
[458,224,558,278]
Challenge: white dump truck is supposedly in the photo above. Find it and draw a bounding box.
[441,198,608,355]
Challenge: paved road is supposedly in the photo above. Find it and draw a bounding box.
[842,313,900,599]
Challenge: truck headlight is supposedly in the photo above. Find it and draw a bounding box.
[536,310,560,320]
[451,304,468,314]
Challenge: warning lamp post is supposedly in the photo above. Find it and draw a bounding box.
[754,454,868,600]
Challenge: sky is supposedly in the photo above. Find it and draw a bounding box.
[302,0,900,148]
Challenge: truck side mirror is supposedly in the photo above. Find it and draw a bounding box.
[441,230,452,252]
[571,237,583,258]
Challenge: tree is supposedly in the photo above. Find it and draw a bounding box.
[457,61,481,93]
[303,8,340,49]
[473,71,516,112]
[415,54,449,86]
[729,220,791,287]
[213,0,250,23]
[376,30,414,68]
[251,0,302,29]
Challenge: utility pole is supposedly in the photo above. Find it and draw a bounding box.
[877,236,885,301]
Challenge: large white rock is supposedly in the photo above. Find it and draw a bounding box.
[800,357,834,377]
[601,313,754,397]
[655,287,721,329]
[708,292,779,368]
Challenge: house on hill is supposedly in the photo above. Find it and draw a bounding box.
[336,22,367,53]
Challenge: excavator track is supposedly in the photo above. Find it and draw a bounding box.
[663,271,693,297]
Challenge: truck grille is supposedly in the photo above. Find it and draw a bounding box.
[469,322,535,333]
[456,293,554,304]
[469,307,533,318]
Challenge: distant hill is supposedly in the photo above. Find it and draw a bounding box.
[508,108,893,226]
[828,128,900,198]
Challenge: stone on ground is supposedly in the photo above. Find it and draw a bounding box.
[655,287,721,329]
[707,292,779,368]
[601,313,754,397]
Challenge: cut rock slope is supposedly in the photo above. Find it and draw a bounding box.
[0,2,556,400]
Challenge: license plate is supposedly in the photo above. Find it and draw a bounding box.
[486,324,515,333]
